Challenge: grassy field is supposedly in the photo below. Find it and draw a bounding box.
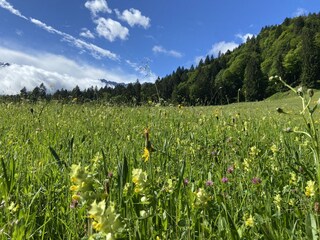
[0,89,320,239]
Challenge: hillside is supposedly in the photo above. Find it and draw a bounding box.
[2,13,320,105]
[152,12,320,105]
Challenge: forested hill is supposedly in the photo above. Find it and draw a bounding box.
[3,13,320,105]
[151,12,320,105]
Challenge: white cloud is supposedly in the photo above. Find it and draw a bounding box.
[95,17,129,42]
[0,0,27,19]
[209,41,238,57]
[115,8,150,29]
[30,18,118,60]
[80,28,95,39]
[0,47,139,94]
[236,33,254,43]
[0,1,118,60]
[85,0,112,16]
[152,45,182,58]
[293,8,308,17]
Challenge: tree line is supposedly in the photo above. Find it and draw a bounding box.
[2,12,320,105]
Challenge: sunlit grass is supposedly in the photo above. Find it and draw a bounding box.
[0,95,319,239]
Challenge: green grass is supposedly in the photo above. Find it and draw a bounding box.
[0,94,319,239]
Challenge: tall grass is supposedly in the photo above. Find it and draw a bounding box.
[0,98,319,239]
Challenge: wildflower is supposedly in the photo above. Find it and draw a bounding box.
[7,202,19,212]
[227,165,234,174]
[70,185,79,191]
[206,180,213,186]
[251,177,261,184]
[142,147,150,162]
[88,200,122,237]
[183,178,189,186]
[70,194,80,209]
[140,210,148,218]
[194,188,210,207]
[289,172,297,185]
[245,215,254,227]
[142,128,155,162]
[141,196,149,204]
[270,144,279,154]
[132,169,148,194]
[305,180,315,197]
[123,182,130,196]
[165,179,174,193]
[221,177,228,183]
[289,199,295,206]
[243,158,251,172]
[249,146,260,157]
[70,164,87,184]
[273,194,282,211]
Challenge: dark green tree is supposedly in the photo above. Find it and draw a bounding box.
[243,53,266,101]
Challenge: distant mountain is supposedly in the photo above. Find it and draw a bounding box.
[100,79,127,88]
[0,62,10,67]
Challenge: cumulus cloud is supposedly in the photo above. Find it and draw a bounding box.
[115,8,150,29]
[95,17,129,42]
[209,41,238,57]
[80,28,95,39]
[293,8,308,17]
[0,47,139,94]
[152,45,182,58]
[0,0,27,19]
[236,33,254,43]
[85,0,112,16]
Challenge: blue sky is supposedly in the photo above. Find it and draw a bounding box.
[0,0,319,94]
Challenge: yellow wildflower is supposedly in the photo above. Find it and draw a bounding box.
[245,215,254,227]
[70,185,79,191]
[132,168,148,194]
[194,188,210,207]
[249,146,260,156]
[270,144,279,154]
[72,194,81,201]
[273,193,282,212]
[305,180,315,197]
[142,147,150,162]
[289,172,297,185]
[88,200,122,236]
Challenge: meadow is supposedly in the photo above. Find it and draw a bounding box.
[0,87,320,239]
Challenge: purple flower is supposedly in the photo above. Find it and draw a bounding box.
[227,166,234,174]
[206,180,213,186]
[251,177,261,184]
[183,178,189,186]
[108,172,113,178]
[221,177,228,183]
